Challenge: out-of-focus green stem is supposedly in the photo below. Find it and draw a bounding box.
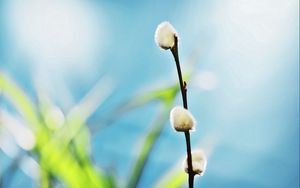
[126,102,173,188]
[0,73,42,132]
[0,73,109,188]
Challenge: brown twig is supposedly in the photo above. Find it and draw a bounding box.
[170,36,195,188]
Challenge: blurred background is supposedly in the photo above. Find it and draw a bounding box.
[0,0,299,188]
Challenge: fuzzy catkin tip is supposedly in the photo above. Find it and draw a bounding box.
[155,21,178,50]
[170,106,196,132]
[183,150,207,176]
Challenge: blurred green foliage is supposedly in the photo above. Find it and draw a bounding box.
[0,72,191,188]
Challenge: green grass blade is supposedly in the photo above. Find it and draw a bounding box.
[0,73,42,132]
[126,104,172,188]
[126,84,180,188]
[154,166,187,188]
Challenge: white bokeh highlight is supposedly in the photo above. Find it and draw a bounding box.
[1,110,36,151]
[6,1,104,71]
[193,71,218,91]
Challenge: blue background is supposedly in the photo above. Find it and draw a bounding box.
[0,0,299,187]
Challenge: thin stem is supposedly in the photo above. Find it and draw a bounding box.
[171,37,187,109]
[170,36,195,188]
[185,131,194,188]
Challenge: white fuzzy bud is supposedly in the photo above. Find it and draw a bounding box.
[183,150,207,176]
[170,106,196,132]
[155,21,178,50]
